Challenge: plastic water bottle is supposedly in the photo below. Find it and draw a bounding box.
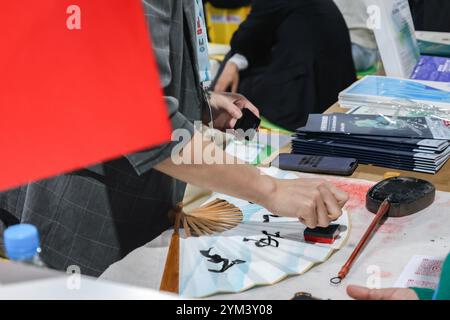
[4,224,46,267]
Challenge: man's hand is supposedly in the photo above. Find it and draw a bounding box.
[347,285,419,300]
[214,61,240,93]
[156,132,348,230]
[206,91,260,131]
[260,178,349,228]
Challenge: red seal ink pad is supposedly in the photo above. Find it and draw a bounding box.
[304,224,340,244]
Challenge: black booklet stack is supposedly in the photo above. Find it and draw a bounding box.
[292,114,450,174]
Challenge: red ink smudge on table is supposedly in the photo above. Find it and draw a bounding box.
[378,223,403,234]
[381,235,399,243]
[328,180,374,211]
[380,271,393,278]
[428,223,440,230]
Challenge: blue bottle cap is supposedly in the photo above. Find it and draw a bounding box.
[4,224,40,261]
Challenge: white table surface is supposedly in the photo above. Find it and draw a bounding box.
[100,173,450,300]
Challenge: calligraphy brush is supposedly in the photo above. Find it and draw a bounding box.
[330,197,391,284]
[160,199,243,293]
[330,177,435,284]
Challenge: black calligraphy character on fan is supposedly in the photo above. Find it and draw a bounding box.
[200,248,246,273]
[263,214,280,223]
[243,231,282,247]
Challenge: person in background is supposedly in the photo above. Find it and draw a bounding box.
[409,0,450,33]
[214,0,356,131]
[333,0,379,72]
[348,253,450,300]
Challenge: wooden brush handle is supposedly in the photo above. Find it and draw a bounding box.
[160,199,243,292]
[160,207,182,294]
[159,231,180,294]
[336,199,390,281]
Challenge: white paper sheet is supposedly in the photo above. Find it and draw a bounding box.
[179,168,350,298]
[394,255,445,289]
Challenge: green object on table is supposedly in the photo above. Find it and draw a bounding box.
[252,144,273,166]
[259,117,293,135]
[356,65,378,79]
[226,138,275,166]
[412,253,450,300]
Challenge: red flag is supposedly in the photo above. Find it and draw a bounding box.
[0,1,172,191]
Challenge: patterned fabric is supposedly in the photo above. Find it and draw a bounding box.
[0,0,204,277]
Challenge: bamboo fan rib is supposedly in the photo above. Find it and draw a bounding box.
[179,199,243,237]
[160,199,243,293]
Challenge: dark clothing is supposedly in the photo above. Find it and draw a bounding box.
[222,0,355,131]
[0,165,176,276]
[409,0,450,32]
[0,0,203,276]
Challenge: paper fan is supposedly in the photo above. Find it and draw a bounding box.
[160,168,350,298]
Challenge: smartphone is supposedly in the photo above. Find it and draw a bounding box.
[234,108,261,140]
[272,153,358,176]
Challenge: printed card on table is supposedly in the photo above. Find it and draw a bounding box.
[395,255,444,289]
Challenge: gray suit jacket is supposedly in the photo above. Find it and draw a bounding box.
[0,0,204,276]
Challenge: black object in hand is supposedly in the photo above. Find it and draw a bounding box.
[234,108,261,140]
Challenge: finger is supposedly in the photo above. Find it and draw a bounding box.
[315,191,331,227]
[222,99,243,119]
[235,98,260,118]
[246,102,260,118]
[299,217,318,229]
[319,185,343,221]
[347,285,396,300]
[324,182,349,208]
[347,285,372,300]
[303,216,318,229]
[214,76,231,93]
[227,118,237,129]
[214,81,226,93]
[299,202,318,229]
[231,78,239,94]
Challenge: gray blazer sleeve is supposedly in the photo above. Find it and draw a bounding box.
[125,0,195,175]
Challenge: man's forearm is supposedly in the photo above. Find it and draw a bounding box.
[154,132,275,205]
[156,160,275,205]
[155,132,349,226]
